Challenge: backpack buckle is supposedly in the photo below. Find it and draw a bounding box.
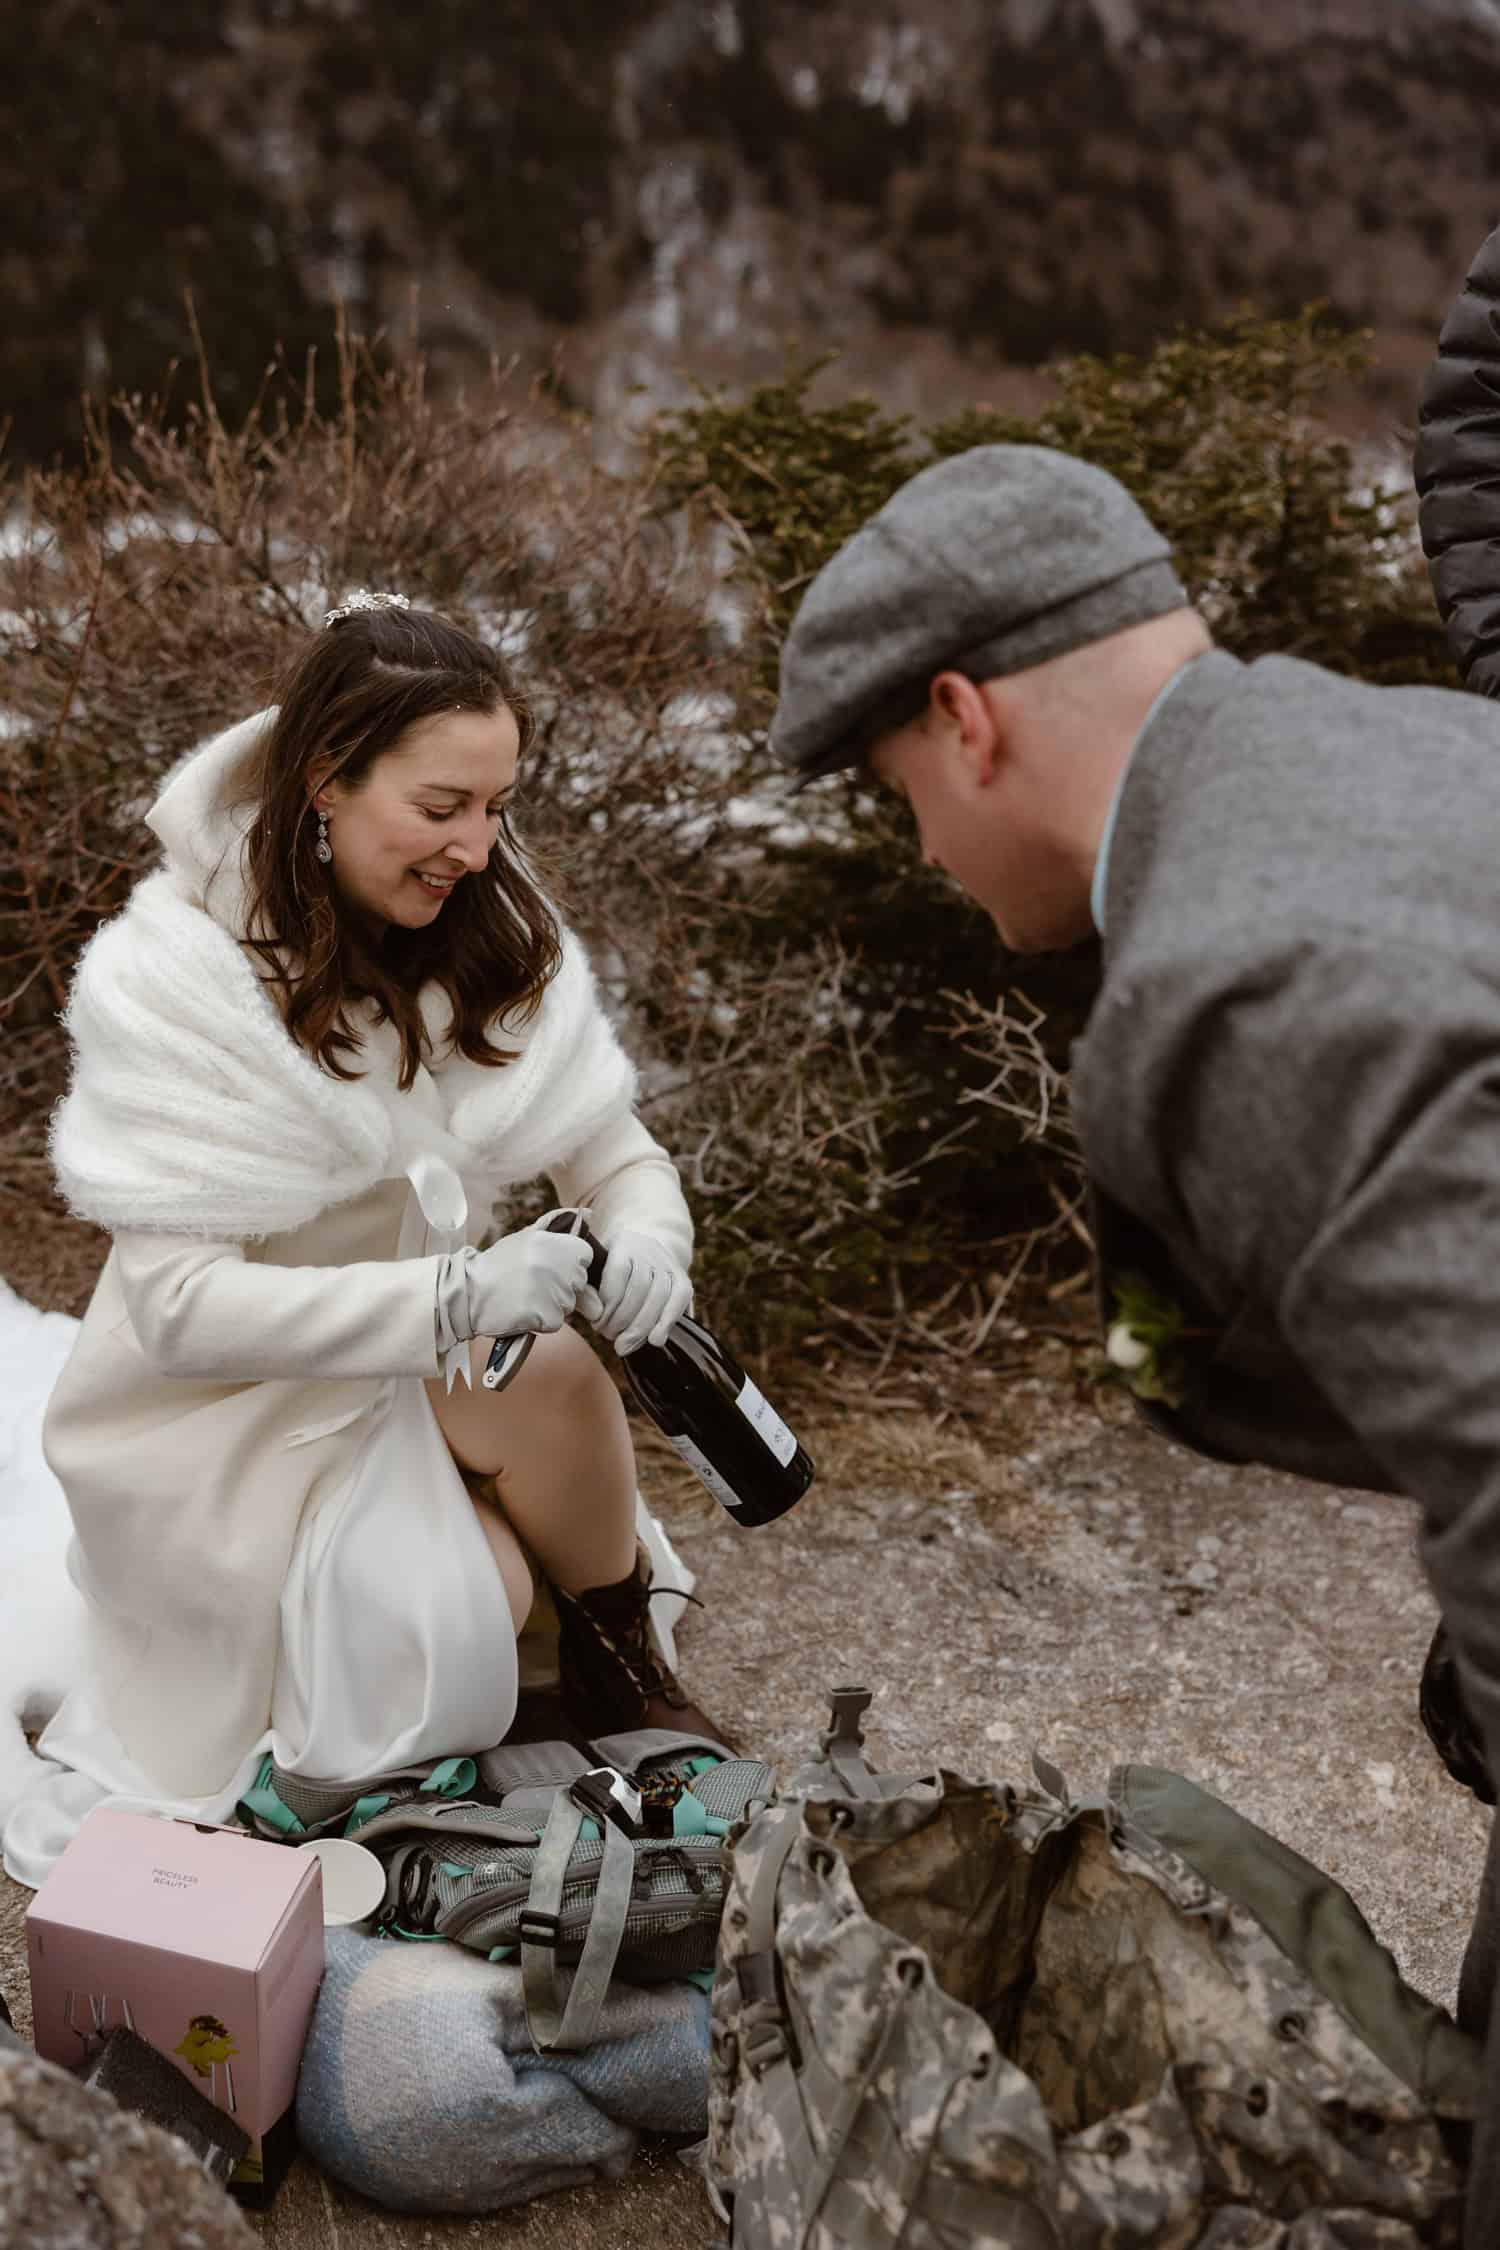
[825,1686,872,1748]
[738,2003,788,2076]
[736,1952,789,2075]
[518,1908,562,1949]
[571,1767,644,1836]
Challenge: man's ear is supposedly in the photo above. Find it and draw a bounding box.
[931,672,1004,787]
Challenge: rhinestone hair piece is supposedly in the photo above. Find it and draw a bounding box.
[323,587,411,629]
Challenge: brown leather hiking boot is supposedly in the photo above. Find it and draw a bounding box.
[552,1542,737,1751]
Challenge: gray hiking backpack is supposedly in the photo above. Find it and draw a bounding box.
[707,1689,1479,2248]
[239,1729,773,2052]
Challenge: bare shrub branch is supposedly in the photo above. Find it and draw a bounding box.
[0,319,1092,1362]
[943,986,1082,1172]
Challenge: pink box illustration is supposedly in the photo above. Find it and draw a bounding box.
[26,1808,325,2199]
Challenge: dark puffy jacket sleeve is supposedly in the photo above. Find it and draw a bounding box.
[1415,226,1500,696]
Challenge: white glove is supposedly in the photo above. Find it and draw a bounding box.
[586,1229,692,1355]
[445,1216,595,1343]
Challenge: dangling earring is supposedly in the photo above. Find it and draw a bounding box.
[314,808,332,864]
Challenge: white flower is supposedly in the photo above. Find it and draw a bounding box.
[1105,1320,1151,1372]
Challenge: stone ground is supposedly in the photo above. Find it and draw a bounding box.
[0,1224,1488,2247]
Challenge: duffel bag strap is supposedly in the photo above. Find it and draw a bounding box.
[786,1685,928,1802]
[732,1803,804,2077]
[521,1790,637,2054]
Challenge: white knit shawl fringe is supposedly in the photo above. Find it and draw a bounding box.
[50,871,638,1240]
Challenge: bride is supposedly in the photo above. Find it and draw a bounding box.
[4,589,725,1885]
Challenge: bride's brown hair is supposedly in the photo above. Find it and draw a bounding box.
[243,604,561,1088]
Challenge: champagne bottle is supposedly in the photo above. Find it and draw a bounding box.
[482,1210,814,1528]
[616,1303,814,1528]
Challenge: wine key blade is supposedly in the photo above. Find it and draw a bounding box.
[481,1209,598,1393]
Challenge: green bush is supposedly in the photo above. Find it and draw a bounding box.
[651,308,1451,694]
[638,307,1455,1347]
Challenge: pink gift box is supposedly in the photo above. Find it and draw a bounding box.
[26,1808,325,2202]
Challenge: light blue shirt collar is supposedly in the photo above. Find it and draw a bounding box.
[1089,660,1196,936]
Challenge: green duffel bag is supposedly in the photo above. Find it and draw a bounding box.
[707,1689,1480,2248]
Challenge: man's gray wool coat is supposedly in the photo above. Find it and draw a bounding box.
[1070,645,1500,1792]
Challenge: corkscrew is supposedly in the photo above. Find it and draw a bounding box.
[481,1208,607,1393]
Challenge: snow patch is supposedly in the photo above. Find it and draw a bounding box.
[1365,1760,1398,1812]
[0,1277,89,1830]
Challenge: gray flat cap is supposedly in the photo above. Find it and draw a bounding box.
[769,443,1188,781]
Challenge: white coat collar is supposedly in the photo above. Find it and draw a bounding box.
[145,708,277,935]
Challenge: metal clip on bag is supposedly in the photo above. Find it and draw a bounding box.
[707,1687,1481,2248]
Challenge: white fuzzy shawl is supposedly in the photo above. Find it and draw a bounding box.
[51,869,638,1241]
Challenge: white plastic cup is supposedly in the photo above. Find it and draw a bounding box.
[295,1836,387,1928]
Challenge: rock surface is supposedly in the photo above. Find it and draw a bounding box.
[0,2043,255,2249]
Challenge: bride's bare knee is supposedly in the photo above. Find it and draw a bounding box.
[515,1325,624,1425]
[434,1326,624,1471]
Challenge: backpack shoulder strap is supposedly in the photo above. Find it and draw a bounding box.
[729,1795,952,2246]
[729,1801,806,2079]
[521,1789,638,2054]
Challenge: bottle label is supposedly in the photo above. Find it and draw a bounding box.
[736,1376,798,1466]
[667,1433,746,1512]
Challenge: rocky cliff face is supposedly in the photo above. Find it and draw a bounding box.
[11,0,1500,460]
[582,0,1500,422]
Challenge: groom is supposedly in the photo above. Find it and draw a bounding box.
[769,441,1500,2243]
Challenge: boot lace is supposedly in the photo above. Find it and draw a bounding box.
[638,1585,704,1702]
